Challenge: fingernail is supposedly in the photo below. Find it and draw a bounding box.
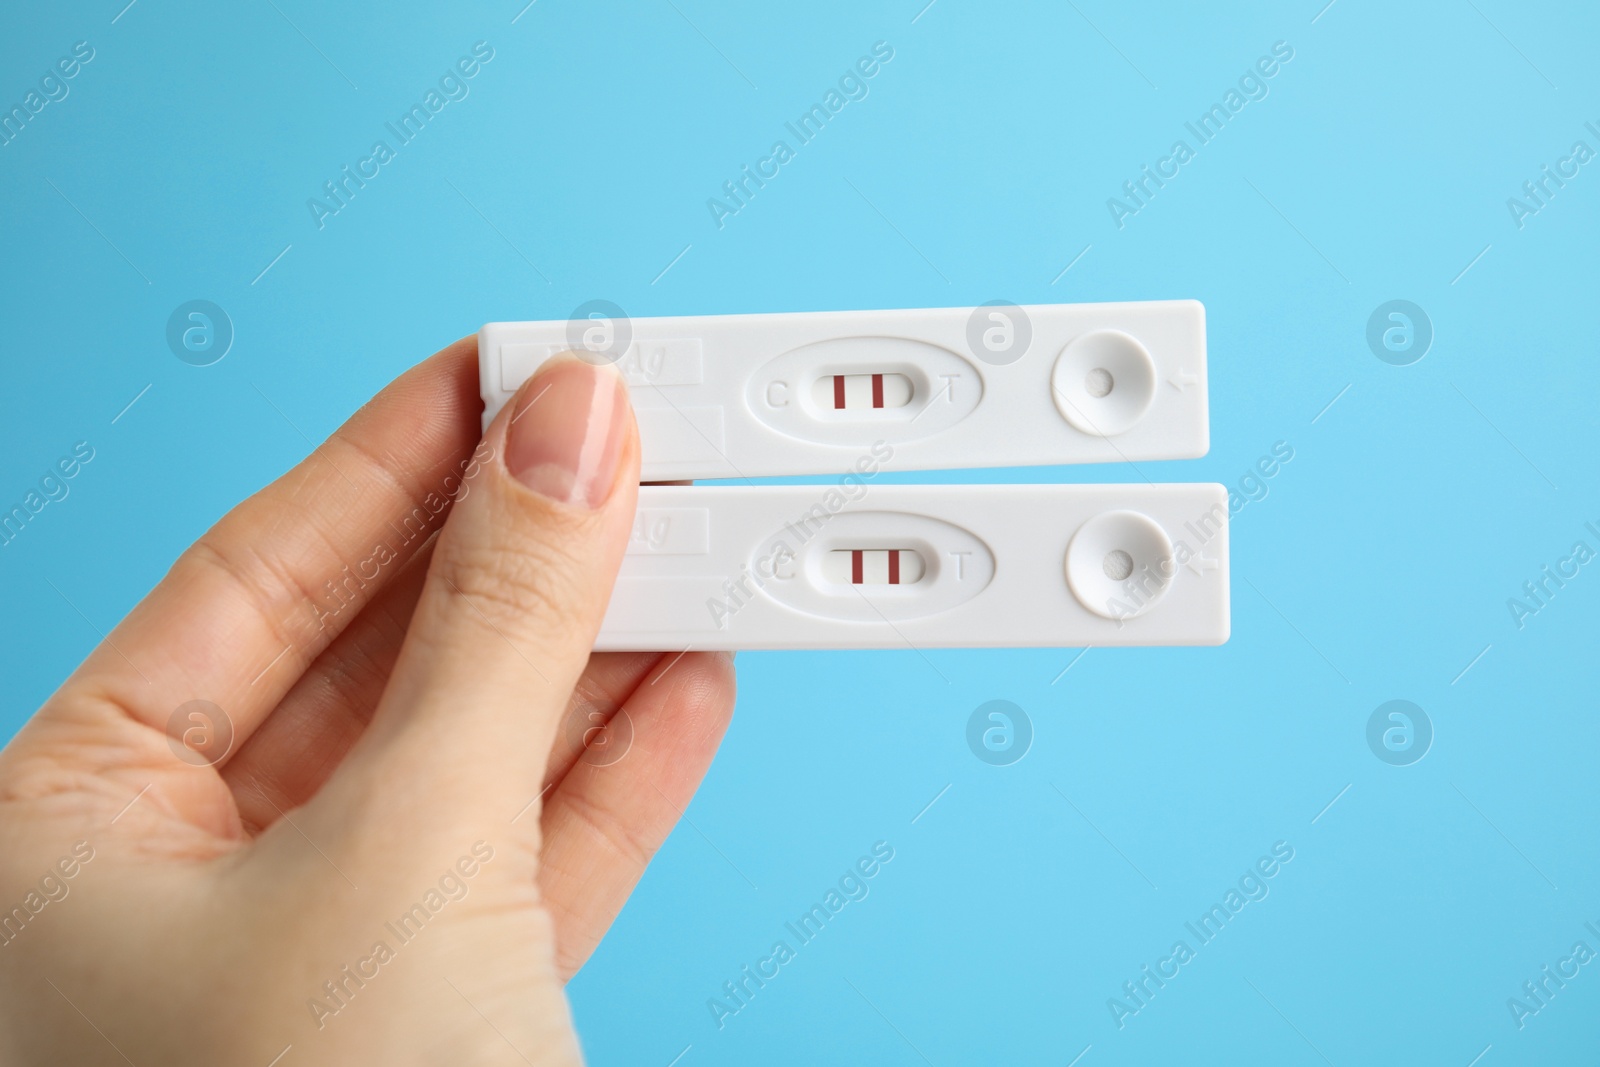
[505,356,630,508]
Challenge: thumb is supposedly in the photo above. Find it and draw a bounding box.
[338,353,639,830]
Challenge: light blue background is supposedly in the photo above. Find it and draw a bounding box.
[4,1,1598,1063]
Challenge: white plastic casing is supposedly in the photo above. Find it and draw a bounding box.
[479,301,1207,480]
[602,483,1229,650]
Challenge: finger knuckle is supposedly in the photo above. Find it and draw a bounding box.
[432,528,593,637]
[557,788,657,871]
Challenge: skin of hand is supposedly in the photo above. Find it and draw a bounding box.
[0,339,736,1065]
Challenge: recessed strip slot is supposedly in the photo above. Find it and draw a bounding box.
[814,373,913,410]
[824,549,926,585]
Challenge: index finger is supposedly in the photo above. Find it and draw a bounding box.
[40,337,484,771]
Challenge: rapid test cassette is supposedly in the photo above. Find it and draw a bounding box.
[480,301,1208,480]
[602,483,1229,650]
[477,301,1228,649]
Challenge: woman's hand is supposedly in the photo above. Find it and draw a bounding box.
[0,339,736,1065]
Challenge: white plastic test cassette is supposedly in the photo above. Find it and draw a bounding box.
[480,301,1208,480]
[601,483,1229,650]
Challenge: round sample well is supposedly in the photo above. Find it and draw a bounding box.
[1065,510,1174,620]
[1050,330,1157,437]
